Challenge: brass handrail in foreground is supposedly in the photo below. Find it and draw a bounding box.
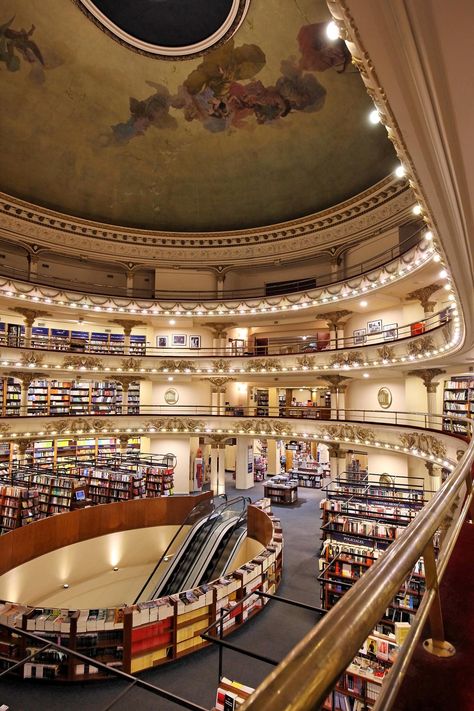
[241,419,474,711]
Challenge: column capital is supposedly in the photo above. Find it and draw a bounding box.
[406,283,441,311]
[407,368,445,389]
[7,370,46,387]
[115,375,141,388]
[315,310,352,329]
[111,319,146,335]
[12,307,50,326]
[202,376,235,392]
[324,375,352,391]
[206,322,236,339]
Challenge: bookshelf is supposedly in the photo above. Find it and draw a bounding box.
[255,388,269,417]
[31,475,73,517]
[2,378,21,416]
[442,376,473,434]
[0,485,40,533]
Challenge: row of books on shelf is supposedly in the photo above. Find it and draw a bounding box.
[0,485,40,531]
[321,498,416,521]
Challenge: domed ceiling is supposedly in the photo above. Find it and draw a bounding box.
[0,0,396,233]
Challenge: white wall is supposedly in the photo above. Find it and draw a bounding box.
[344,228,399,269]
[367,451,408,478]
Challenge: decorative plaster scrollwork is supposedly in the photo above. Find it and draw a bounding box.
[317,424,375,443]
[212,359,230,373]
[296,355,316,369]
[246,358,281,372]
[146,418,204,432]
[62,355,104,370]
[399,432,446,458]
[329,351,363,368]
[159,359,195,373]
[44,418,97,435]
[376,345,395,361]
[406,336,435,356]
[237,419,287,435]
[21,352,44,368]
[121,358,142,371]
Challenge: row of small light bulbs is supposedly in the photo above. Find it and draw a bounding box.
[1,426,455,471]
[0,240,434,318]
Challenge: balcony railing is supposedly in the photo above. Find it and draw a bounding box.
[0,310,450,359]
[0,228,423,301]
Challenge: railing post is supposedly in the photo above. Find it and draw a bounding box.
[422,540,455,657]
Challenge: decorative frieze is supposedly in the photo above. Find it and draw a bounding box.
[399,432,446,458]
[329,351,363,368]
[237,419,287,435]
[146,418,205,433]
[317,423,375,443]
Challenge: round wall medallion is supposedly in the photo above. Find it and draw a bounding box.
[164,388,179,405]
[377,387,392,409]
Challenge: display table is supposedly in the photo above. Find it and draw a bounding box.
[264,481,298,505]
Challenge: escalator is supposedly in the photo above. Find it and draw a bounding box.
[153,497,250,598]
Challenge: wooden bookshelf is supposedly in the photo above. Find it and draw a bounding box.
[264,477,298,505]
[442,376,473,435]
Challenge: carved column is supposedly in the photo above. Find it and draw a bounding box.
[207,322,236,356]
[407,369,445,428]
[12,308,51,348]
[17,439,32,466]
[266,438,280,477]
[324,376,351,420]
[407,283,442,317]
[316,310,352,349]
[425,461,442,498]
[203,377,235,415]
[111,320,145,355]
[126,270,134,297]
[27,253,38,282]
[236,436,254,489]
[328,444,340,477]
[209,437,227,495]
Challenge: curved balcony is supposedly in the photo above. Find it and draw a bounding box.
[0,409,466,469]
[0,232,436,317]
[0,310,458,379]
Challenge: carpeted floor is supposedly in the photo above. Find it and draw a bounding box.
[393,519,474,711]
[0,476,325,711]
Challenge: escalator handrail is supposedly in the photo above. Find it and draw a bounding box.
[155,496,251,597]
[133,493,227,604]
[203,506,250,583]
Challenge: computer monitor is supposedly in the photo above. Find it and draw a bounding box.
[75,490,86,501]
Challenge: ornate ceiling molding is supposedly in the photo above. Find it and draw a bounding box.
[0,178,412,267]
[74,0,250,61]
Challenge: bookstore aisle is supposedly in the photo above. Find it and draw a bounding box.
[0,477,326,711]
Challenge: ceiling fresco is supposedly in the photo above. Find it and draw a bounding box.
[0,0,396,233]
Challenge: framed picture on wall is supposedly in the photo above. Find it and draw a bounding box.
[172,334,187,347]
[353,328,367,345]
[156,336,168,348]
[189,335,201,349]
[383,323,398,341]
[367,319,383,334]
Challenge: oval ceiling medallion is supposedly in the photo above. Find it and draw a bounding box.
[76,0,250,59]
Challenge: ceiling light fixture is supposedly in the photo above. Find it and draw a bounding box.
[369,109,381,124]
[412,204,422,215]
[169,319,176,325]
[326,21,340,40]
[395,164,406,178]
[360,300,368,307]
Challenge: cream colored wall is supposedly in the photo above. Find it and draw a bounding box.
[367,451,408,478]
[404,375,428,425]
[150,323,213,350]
[155,268,217,294]
[151,380,210,408]
[345,306,404,339]
[149,436,191,493]
[0,524,181,608]
[224,257,326,292]
[346,378,406,414]
[344,228,399,269]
